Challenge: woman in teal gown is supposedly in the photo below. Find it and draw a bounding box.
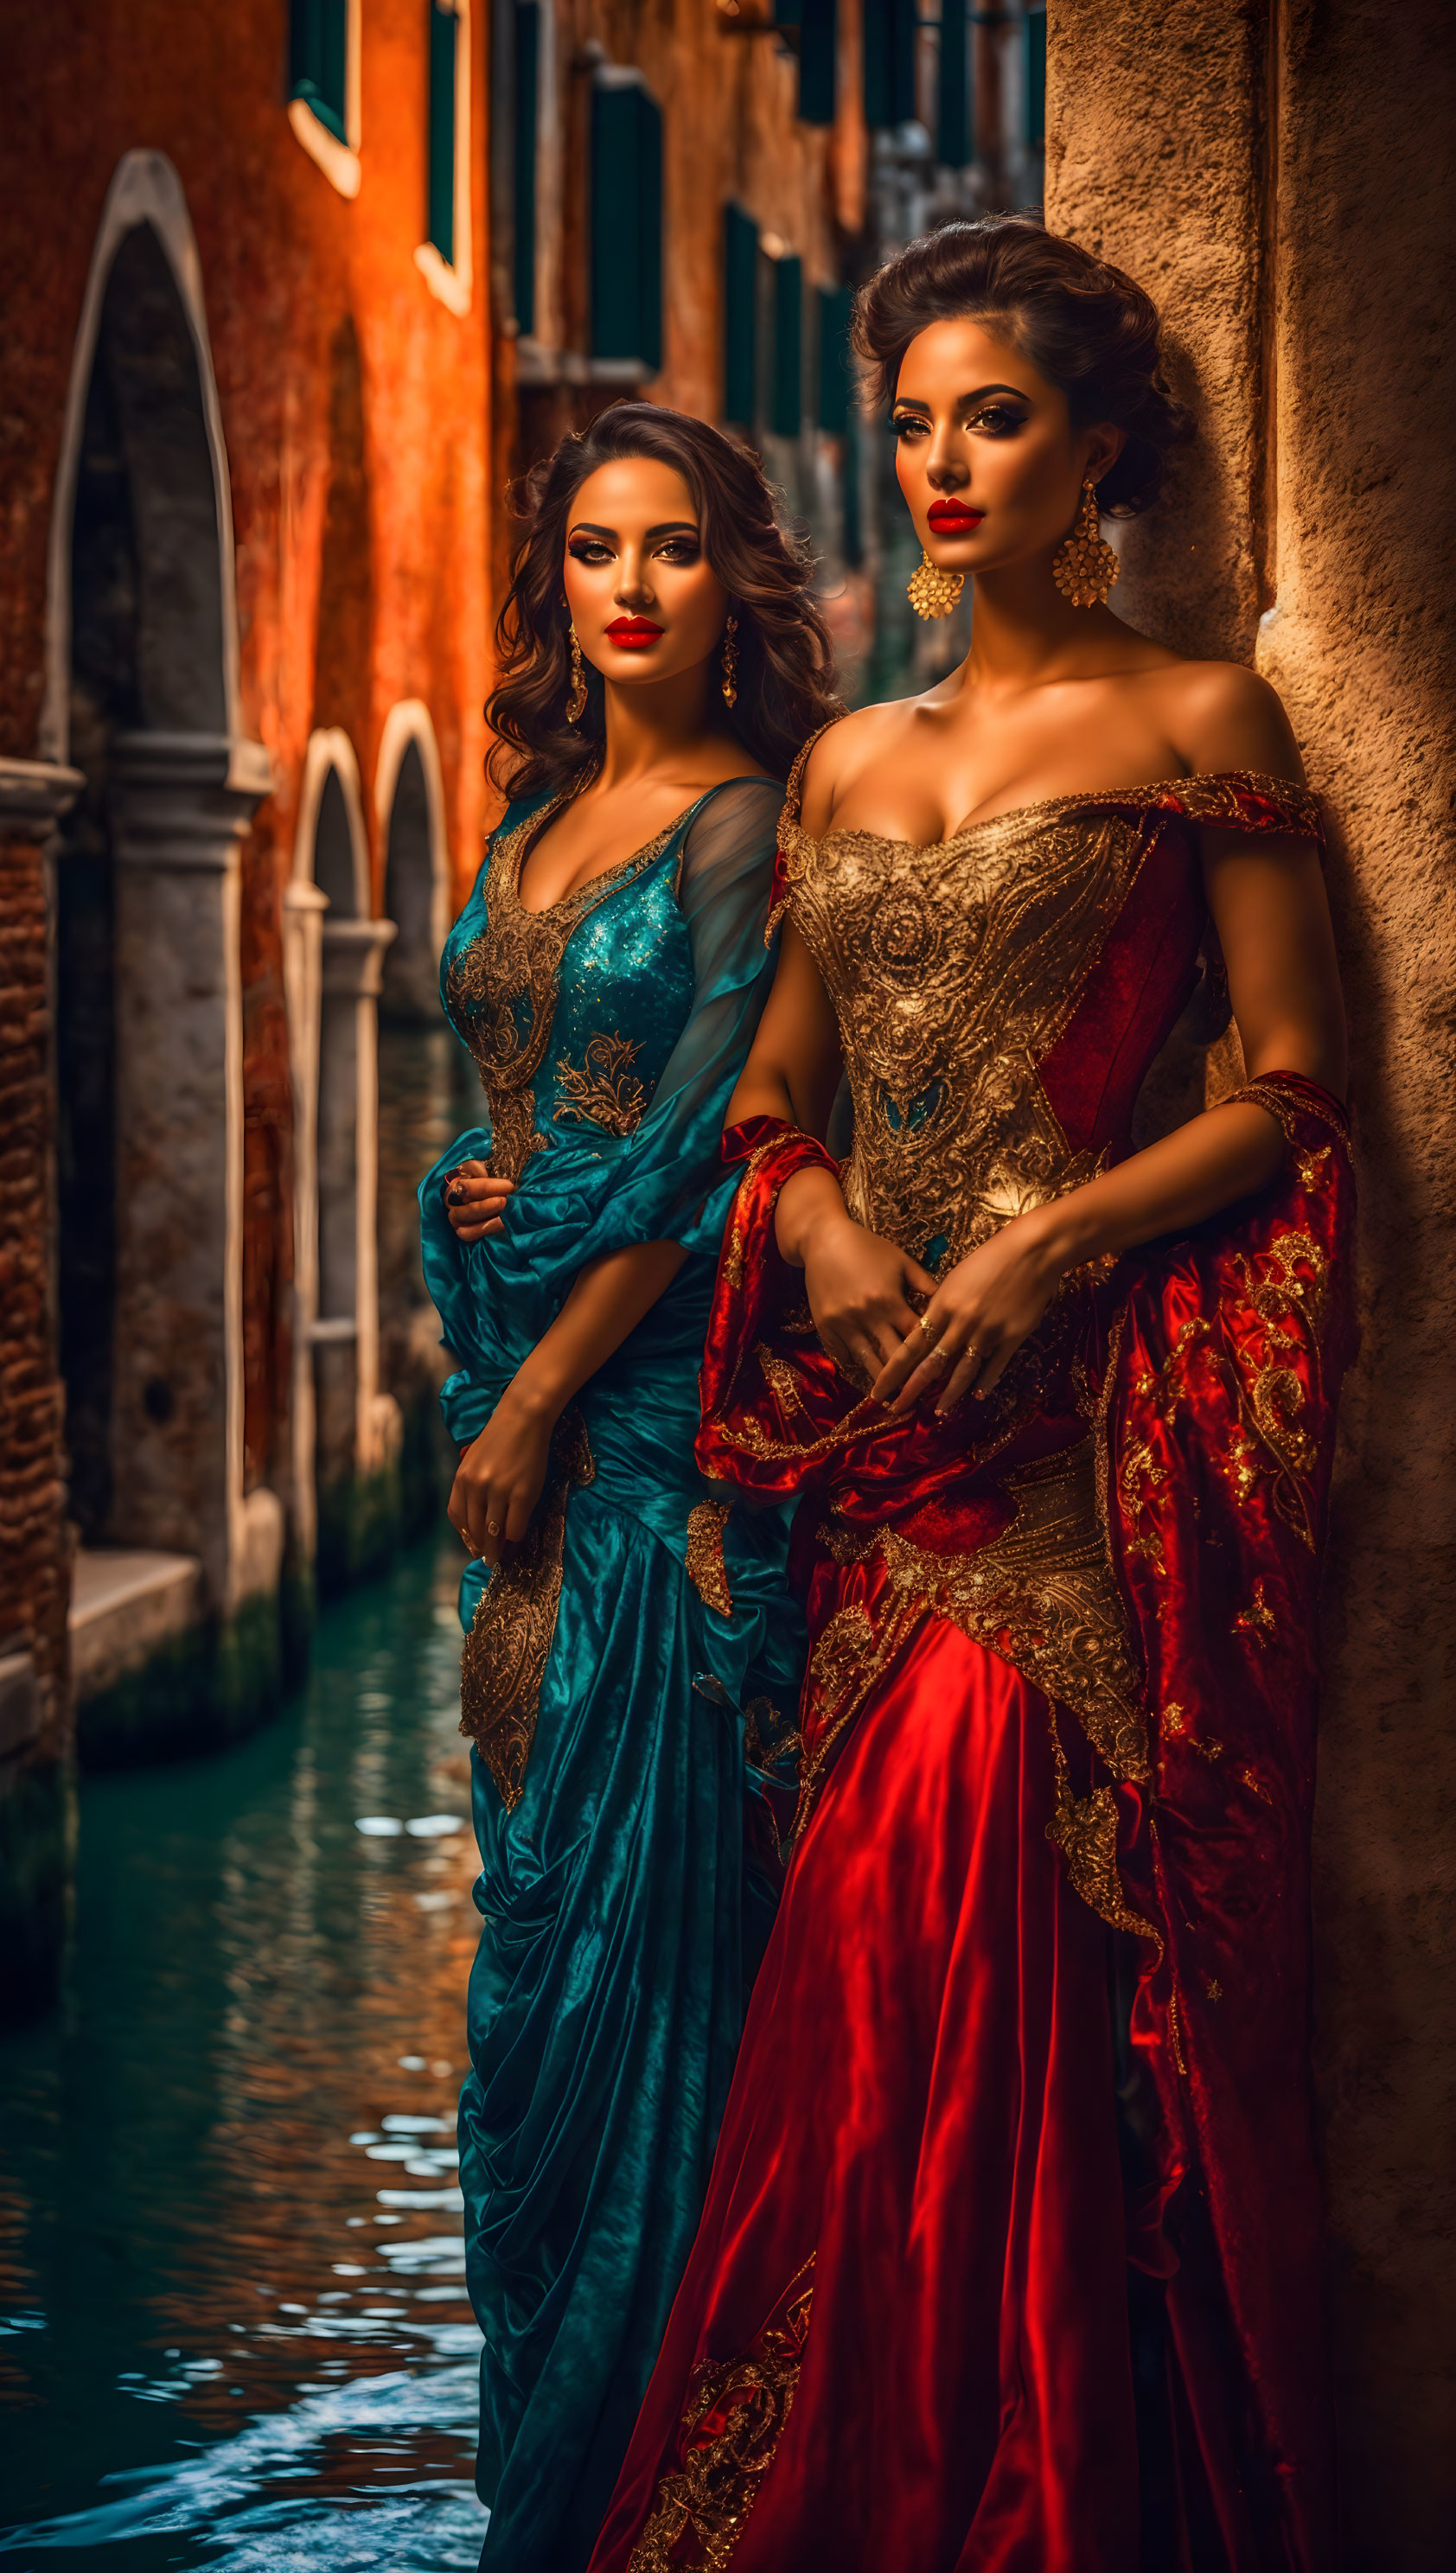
[418,405,837,2571]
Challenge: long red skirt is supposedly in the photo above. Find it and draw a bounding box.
[588,1616,1141,2572]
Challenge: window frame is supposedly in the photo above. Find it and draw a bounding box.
[288,0,362,201]
[415,0,474,316]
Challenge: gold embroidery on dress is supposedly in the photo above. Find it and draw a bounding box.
[1233,1578,1277,1645]
[553,1031,646,1136]
[771,762,1321,1280]
[743,1695,801,1772]
[839,1441,1150,1788]
[686,1498,734,1617]
[792,1594,919,1842]
[444,795,675,1183]
[459,1408,595,1809]
[626,2254,816,2572]
[1045,1751,1160,1947]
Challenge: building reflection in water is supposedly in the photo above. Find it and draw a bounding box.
[0,1536,489,2571]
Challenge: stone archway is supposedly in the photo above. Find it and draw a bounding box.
[374,706,460,1529]
[285,731,398,1591]
[44,152,279,1758]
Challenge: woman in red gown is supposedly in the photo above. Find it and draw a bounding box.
[589,218,1355,2573]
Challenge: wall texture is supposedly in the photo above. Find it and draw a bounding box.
[1046,3,1455,2562]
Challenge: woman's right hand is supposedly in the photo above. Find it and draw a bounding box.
[799,1205,937,1389]
[444,1159,513,1243]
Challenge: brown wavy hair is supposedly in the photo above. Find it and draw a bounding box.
[486,402,842,800]
[853,216,1193,517]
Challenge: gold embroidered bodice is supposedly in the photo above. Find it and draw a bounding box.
[776,751,1308,1275]
[443,790,686,1183]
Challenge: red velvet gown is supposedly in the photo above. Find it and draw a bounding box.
[587,763,1357,2573]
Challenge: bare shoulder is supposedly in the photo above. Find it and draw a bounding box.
[799,699,912,833]
[1147,658,1305,784]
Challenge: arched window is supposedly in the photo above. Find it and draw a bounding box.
[374,706,459,1530]
[286,731,398,1587]
[46,151,277,1755]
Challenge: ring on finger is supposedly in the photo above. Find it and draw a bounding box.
[485,1518,501,1539]
[913,1312,942,1345]
[923,1342,951,1370]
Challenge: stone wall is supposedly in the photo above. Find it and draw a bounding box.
[1046,3,1455,2562]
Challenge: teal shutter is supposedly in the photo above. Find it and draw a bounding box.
[937,0,970,167]
[514,3,539,329]
[770,254,802,438]
[591,77,663,374]
[290,0,349,144]
[797,0,837,125]
[724,203,759,425]
[817,284,853,434]
[1026,9,1047,147]
[427,3,457,265]
[863,0,916,131]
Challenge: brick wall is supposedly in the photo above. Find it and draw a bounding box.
[0,831,69,1761]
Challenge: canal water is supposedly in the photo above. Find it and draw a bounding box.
[0,1536,489,2570]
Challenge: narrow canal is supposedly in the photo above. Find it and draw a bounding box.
[0,1535,488,2570]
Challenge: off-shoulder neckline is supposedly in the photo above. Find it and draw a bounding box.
[780,754,1317,860]
[502,769,782,918]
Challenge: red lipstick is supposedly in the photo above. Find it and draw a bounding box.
[927,500,984,535]
[605,616,665,649]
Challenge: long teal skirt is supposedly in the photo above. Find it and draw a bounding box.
[457,1457,800,2573]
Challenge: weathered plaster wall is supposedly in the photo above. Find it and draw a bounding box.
[1047,3,1456,2562]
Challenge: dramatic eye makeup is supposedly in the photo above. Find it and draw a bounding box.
[890,386,1031,440]
[565,519,702,565]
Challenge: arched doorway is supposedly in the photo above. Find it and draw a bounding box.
[45,153,278,1753]
[374,706,462,1530]
[286,731,398,1593]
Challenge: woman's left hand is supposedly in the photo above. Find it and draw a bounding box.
[870,1213,1068,1418]
[448,1379,558,1567]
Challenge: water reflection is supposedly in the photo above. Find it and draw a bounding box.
[0,1536,487,2570]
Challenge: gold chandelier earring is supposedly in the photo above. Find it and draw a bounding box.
[565,622,588,723]
[906,550,964,621]
[720,612,738,709]
[1052,476,1120,608]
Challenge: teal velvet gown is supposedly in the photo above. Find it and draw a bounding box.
[418,775,803,2573]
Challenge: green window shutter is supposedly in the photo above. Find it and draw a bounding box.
[724,202,759,425]
[863,0,916,131]
[427,3,457,265]
[290,0,349,144]
[591,75,663,374]
[771,253,802,439]
[797,0,837,125]
[937,0,970,167]
[514,3,539,330]
[817,283,853,434]
[1026,8,1047,148]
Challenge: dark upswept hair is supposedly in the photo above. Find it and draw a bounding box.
[486,402,842,800]
[853,215,1193,518]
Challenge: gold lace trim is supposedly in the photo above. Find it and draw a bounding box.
[444,795,674,1183]
[627,2255,816,2571]
[686,1499,733,1617]
[458,1408,595,1810]
[552,1031,646,1136]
